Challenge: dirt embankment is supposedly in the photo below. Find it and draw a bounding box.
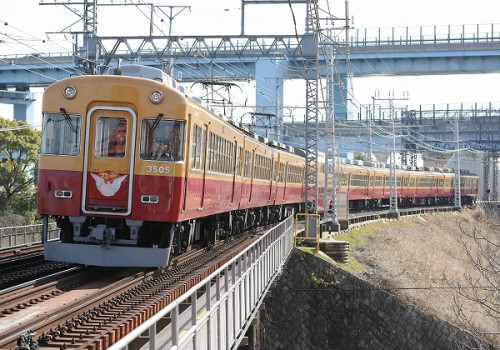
[343,207,499,348]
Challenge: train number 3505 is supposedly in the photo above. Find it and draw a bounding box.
[146,165,171,174]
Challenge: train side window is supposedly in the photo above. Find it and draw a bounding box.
[214,135,218,172]
[232,142,237,175]
[216,136,221,173]
[255,155,260,179]
[191,125,199,169]
[140,119,185,161]
[279,163,285,183]
[244,150,252,178]
[221,137,225,174]
[236,146,242,176]
[225,141,229,175]
[201,129,207,170]
[190,125,205,171]
[208,132,214,172]
[41,112,81,156]
[340,174,347,187]
[218,137,222,173]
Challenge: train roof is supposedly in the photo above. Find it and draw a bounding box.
[101,65,479,177]
[105,64,188,94]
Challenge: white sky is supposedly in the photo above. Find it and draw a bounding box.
[1,0,500,121]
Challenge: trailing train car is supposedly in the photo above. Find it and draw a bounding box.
[38,65,478,267]
[332,160,477,209]
[38,65,305,267]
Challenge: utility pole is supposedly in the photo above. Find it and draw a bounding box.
[323,7,349,230]
[492,153,499,201]
[41,1,190,75]
[156,6,191,76]
[372,92,408,219]
[368,101,374,160]
[304,0,321,214]
[483,152,491,201]
[41,0,98,74]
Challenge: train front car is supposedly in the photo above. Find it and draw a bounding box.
[38,65,187,267]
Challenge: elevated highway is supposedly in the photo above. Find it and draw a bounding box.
[1,23,500,122]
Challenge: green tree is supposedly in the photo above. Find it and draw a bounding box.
[0,117,41,219]
[354,152,368,161]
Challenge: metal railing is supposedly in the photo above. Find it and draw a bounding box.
[0,89,36,101]
[109,215,294,350]
[1,23,500,62]
[349,23,500,46]
[0,223,58,249]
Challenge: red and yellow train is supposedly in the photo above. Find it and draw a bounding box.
[38,65,478,267]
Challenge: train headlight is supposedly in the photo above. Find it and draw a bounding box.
[62,86,77,99]
[149,90,163,104]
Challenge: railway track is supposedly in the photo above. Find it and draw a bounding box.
[0,232,259,349]
[0,244,44,260]
[0,206,460,349]
[344,205,457,230]
[0,250,76,290]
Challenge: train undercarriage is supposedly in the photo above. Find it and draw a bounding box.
[348,195,475,210]
[46,203,300,267]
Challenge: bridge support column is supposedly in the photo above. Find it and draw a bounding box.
[0,89,36,124]
[255,59,286,140]
[13,101,36,124]
[334,74,354,120]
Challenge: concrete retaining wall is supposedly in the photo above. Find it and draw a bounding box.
[259,249,491,350]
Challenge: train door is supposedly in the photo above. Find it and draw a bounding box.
[282,162,288,201]
[82,106,136,215]
[231,141,239,204]
[268,156,275,202]
[367,171,374,199]
[249,150,256,203]
[200,126,208,208]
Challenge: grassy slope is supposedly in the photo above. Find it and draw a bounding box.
[332,207,499,347]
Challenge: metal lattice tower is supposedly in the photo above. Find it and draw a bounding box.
[82,0,98,74]
[324,48,337,225]
[304,0,321,214]
[41,0,98,74]
[388,97,399,217]
[483,152,491,201]
[157,5,191,76]
[323,25,342,227]
[492,152,499,201]
[372,93,407,218]
[401,109,417,167]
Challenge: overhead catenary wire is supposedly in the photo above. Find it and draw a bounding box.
[1,2,494,156]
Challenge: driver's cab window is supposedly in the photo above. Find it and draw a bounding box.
[140,118,184,161]
[41,112,81,155]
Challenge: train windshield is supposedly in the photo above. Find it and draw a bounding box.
[41,112,81,156]
[140,119,185,162]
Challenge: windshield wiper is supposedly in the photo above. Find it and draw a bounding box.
[60,108,77,133]
[149,113,164,138]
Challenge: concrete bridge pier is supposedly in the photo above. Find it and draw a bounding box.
[0,89,36,124]
[255,58,286,140]
[334,72,354,120]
